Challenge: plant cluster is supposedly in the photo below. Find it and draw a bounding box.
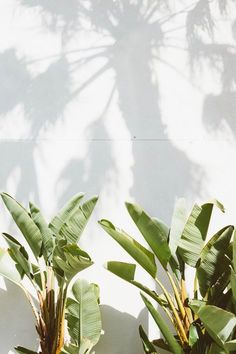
[1,193,236,354]
[100,199,236,354]
[0,193,101,354]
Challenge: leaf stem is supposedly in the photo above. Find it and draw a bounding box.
[155,277,188,344]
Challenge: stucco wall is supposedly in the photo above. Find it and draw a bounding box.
[0,1,236,353]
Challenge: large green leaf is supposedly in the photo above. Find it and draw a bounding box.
[66,279,101,349]
[60,344,78,354]
[178,202,223,267]
[49,193,85,235]
[53,241,93,282]
[233,230,236,271]
[2,233,31,278]
[99,220,157,277]
[105,261,167,306]
[0,248,21,285]
[168,199,188,279]
[198,305,236,348]
[188,299,206,314]
[230,272,236,303]
[59,196,98,243]
[1,193,42,258]
[50,195,98,244]
[29,202,54,262]
[152,338,171,352]
[208,343,226,354]
[197,225,233,297]
[225,339,236,351]
[231,230,236,303]
[61,342,93,354]
[168,198,188,258]
[15,347,38,354]
[188,323,199,347]
[125,202,171,269]
[139,325,158,353]
[141,294,183,354]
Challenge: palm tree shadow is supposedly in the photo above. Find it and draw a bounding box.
[186,0,236,137]
[16,0,235,214]
[20,0,80,43]
[0,49,71,204]
[55,0,199,221]
[59,116,115,204]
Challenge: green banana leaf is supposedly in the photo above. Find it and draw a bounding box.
[188,299,206,314]
[49,193,85,235]
[53,241,93,282]
[59,196,98,244]
[125,202,171,269]
[152,338,172,352]
[1,193,42,258]
[198,305,236,348]
[141,294,183,354]
[178,201,223,267]
[197,225,233,297]
[224,339,236,351]
[50,195,98,244]
[105,261,168,306]
[188,323,199,347]
[230,272,236,303]
[2,233,31,278]
[0,247,21,285]
[29,202,54,263]
[168,199,188,279]
[139,325,158,353]
[168,198,188,258]
[15,347,38,354]
[60,344,79,354]
[66,279,101,349]
[99,220,157,278]
[208,342,226,354]
[233,230,236,271]
[61,341,94,354]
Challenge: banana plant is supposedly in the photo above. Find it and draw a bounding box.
[99,199,236,353]
[0,192,102,354]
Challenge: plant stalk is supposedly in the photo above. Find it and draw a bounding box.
[155,277,188,344]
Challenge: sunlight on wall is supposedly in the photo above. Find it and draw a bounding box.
[0,1,236,353]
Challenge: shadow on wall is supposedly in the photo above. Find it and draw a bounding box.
[59,117,115,203]
[1,0,234,217]
[0,0,235,353]
[186,0,236,136]
[56,0,198,222]
[0,280,37,353]
[20,0,80,43]
[95,305,148,354]
[0,49,71,204]
[0,280,147,354]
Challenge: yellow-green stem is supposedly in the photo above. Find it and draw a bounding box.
[181,278,193,324]
[167,271,189,327]
[194,273,198,299]
[155,277,188,344]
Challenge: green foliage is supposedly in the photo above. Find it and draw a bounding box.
[0,193,101,354]
[100,199,236,354]
[65,279,102,353]
[15,347,38,354]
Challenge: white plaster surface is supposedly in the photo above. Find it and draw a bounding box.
[0,1,236,353]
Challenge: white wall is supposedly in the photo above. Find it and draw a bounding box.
[0,1,236,353]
